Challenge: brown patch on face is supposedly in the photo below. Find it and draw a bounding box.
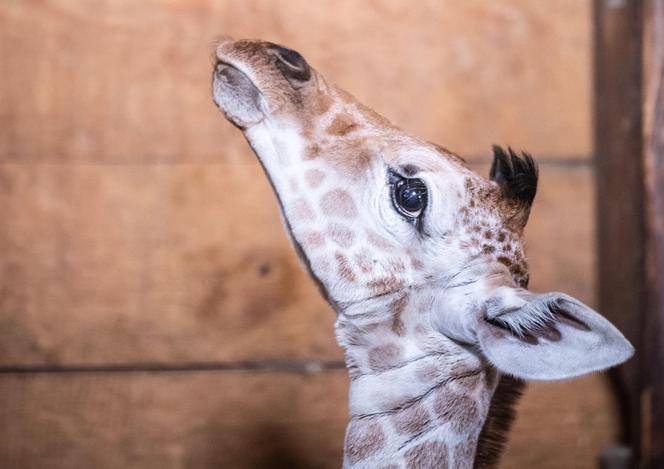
[390,294,409,336]
[335,252,357,282]
[366,229,397,251]
[367,343,402,371]
[312,92,333,115]
[292,198,316,221]
[305,143,322,160]
[482,245,496,255]
[302,231,326,249]
[497,231,507,242]
[320,189,358,218]
[392,403,431,435]
[327,113,359,136]
[324,144,373,176]
[304,168,326,188]
[496,256,512,268]
[367,277,405,295]
[345,420,386,464]
[484,230,493,239]
[509,263,525,277]
[355,252,374,273]
[433,391,480,434]
[404,440,449,469]
[327,223,355,248]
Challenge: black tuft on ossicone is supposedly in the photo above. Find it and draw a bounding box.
[489,145,539,207]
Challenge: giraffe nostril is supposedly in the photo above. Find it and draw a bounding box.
[269,44,311,82]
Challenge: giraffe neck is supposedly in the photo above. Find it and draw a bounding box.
[336,294,499,469]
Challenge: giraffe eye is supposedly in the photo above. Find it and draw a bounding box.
[390,174,428,220]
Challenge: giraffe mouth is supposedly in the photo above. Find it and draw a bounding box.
[212,59,265,129]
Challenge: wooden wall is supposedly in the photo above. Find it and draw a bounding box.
[0,1,619,468]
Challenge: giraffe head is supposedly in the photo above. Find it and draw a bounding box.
[212,39,633,382]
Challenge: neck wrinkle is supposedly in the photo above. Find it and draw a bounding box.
[337,307,498,469]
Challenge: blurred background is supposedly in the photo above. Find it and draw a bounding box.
[1,1,656,468]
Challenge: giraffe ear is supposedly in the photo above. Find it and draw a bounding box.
[489,146,539,232]
[475,288,634,381]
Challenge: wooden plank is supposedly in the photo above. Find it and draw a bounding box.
[0,163,339,366]
[504,374,620,469]
[593,0,646,459]
[0,164,595,366]
[642,0,664,464]
[0,0,591,164]
[0,371,617,469]
[0,371,349,469]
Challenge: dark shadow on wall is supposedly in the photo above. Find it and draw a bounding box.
[184,412,328,469]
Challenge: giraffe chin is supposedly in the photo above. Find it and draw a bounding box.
[212,61,265,129]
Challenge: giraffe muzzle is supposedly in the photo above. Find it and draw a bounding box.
[212,39,314,128]
[212,58,264,129]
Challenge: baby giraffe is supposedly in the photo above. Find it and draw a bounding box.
[211,39,633,469]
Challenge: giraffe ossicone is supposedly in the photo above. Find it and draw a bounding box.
[211,39,634,469]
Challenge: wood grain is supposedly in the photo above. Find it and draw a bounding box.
[594,0,646,458]
[0,370,349,469]
[0,0,591,163]
[0,370,616,469]
[0,163,339,366]
[642,0,664,464]
[504,374,620,469]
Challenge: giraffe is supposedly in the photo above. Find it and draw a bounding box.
[211,39,634,469]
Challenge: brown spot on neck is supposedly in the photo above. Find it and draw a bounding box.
[345,420,386,464]
[405,440,449,469]
[392,403,431,435]
[367,343,402,371]
[433,390,481,434]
